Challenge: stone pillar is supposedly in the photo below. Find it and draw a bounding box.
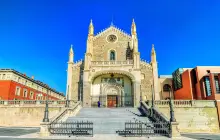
[83,81,91,107]
[133,81,141,107]
[40,122,50,137]
[209,73,216,99]
[170,122,181,138]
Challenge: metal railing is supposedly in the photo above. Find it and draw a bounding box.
[49,121,93,137]
[116,120,170,137]
[139,101,171,137]
[48,101,93,137]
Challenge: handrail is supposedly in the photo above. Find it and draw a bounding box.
[141,101,170,124]
[50,101,81,124]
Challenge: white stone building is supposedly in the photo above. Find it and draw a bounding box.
[66,19,171,107]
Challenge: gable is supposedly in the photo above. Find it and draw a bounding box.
[92,26,133,61]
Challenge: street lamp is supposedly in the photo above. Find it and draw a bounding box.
[79,82,82,101]
[150,85,155,118]
[151,85,155,108]
[65,85,69,108]
[169,86,176,122]
[43,89,49,122]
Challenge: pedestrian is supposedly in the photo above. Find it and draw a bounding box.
[98,101,100,108]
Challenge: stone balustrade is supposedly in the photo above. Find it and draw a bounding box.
[0,100,77,107]
[146,100,216,108]
[91,60,133,66]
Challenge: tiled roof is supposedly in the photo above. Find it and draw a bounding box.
[0,68,65,97]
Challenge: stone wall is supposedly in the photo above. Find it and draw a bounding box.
[140,61,153,100]
[0,106,63,127]
[92,27,131,61]
[149,100,220,133]
[71,61,83,101]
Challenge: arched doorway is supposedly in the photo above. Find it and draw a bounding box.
[91,73,133,107]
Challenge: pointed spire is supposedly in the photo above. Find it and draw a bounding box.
[151,44,155,53]
[110,15,114,26]
[70,44,73,54]
[131,18,136,35]
[69,44,74,62]
[110,21,114,26]
[151,44,157,63]
[89,19,94,36]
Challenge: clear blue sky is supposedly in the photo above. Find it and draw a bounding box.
[0,0,219,94]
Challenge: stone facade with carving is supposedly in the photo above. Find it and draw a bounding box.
[66,19,165,107]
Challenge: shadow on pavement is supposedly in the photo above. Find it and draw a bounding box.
[0,127,40,136]
[181,133,220,140]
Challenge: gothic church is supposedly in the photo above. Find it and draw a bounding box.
[66,19,169,107]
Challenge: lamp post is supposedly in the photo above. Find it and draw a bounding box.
[151,67,155,108]
[169,86,176,122]
[43,89,49,122]
[151,85,155,108]
[65,85,69,108]
[79,82,82,101]
[150,85,155,118]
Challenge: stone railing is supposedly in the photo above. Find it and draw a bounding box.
[0,100,77,107]
[40,101,82,136]
[141,101,170,124]
[50,101,82,123]
[145,100,216,108]
[91,60,133,66]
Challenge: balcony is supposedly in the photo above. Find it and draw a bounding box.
[91,60,133,66]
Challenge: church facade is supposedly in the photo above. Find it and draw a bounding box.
[66,19,170,107]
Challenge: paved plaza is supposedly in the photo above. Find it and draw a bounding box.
[1,126,220,140]
[0,108,219,140]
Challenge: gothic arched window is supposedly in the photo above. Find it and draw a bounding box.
[110,51,115,60]
[163,84,171,92]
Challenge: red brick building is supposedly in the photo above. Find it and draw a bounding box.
[0,69,65,100]
[172,66,220,100]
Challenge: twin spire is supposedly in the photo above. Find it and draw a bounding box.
[89,19,94,36]
[85,19,156,62]
[151,44,157,63]
[69,44,74,62]
[131,18,136,35]
[88,18,137,36]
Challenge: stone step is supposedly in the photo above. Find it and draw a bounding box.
[66,107,152,134]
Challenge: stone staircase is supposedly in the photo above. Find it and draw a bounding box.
[67,108,151,134]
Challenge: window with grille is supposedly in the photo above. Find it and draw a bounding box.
[215,76,220,93]
[204,76,212,96]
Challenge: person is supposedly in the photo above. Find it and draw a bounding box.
[98,101,100,108]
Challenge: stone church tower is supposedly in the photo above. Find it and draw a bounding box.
[66,19,160,107]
